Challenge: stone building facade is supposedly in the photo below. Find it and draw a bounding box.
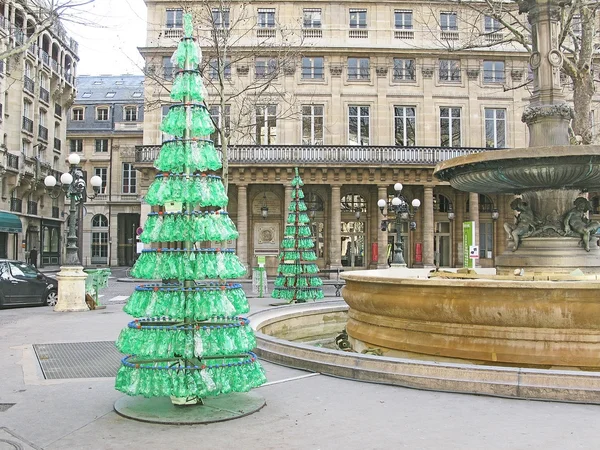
[0,0,78,266]
[135,0,600,275]
[66,75,144,267]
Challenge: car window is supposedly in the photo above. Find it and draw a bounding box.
[9,262,38,278]
[0,263,8,280]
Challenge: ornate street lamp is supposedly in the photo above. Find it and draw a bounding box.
[44,153,102,311]
[378,182,421,267]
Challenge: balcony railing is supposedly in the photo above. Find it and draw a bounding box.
[23,75,34,93]
[40,87,49,103]
[7,153,18,169]
[27,201,37,215]
[302,28,322,38]
[38,125,48,141]
[10,198,22,213]
[136,145,488,166]
[54,103,62,117]
[22,116,33,133]
[52,206,59,218]
[39,49,50,66]
[54,137,61,151]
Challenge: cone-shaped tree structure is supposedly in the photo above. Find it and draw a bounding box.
[272,168,324,303]
[114,14,266,402]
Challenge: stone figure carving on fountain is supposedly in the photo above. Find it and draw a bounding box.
[504,198,539,251]
[563,197,600,252]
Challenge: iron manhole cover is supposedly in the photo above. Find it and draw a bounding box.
[33,341,121,380]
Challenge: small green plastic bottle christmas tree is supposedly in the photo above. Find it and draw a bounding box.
[272,168,324,303]
[114,13,266,404]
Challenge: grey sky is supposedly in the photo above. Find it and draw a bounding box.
[66,0,147,76]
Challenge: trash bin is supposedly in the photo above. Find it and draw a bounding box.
[84,268,112,307]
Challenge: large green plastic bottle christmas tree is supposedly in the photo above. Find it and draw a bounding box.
[114,14,265,403]
[272,168,324,303]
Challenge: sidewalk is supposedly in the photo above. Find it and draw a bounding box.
[0,280,596,449]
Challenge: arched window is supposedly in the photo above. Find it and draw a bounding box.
[92,214,108,227]
[466,194,494,213]
[437,194,452,213]
[305,191,324,212]
[340,193,366,212]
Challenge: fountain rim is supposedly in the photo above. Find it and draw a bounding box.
[434,144,600,182]
[250,301,600,405]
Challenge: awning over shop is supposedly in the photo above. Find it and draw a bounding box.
[0,212,22,233]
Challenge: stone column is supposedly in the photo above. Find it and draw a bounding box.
[55,267,88,312]
[284,185,292,218]
[423,186,435,267]
[377,185,388,268]
[236,184,248,271]
[330,184,342,268]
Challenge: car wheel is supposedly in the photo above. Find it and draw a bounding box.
[45,290,58,306]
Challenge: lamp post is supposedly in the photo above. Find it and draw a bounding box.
[378,183,420,267]
[44,153,102,311]
[261,192,269,219]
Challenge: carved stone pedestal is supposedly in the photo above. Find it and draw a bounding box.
[496,237,600,275]
[54,266,89,312]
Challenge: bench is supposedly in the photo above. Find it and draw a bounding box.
[320,268,345,297]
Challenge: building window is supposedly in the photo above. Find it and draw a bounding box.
[255,57,277,78]
[132,92,142,98]
[440,107,461,147]
[81,92,91,98]
[94,168,108,194]
[394,10,412,29]
[208,57,231,79]
[348,57,370,80]
[302,105,324,145]
[122,163,136,194]
[95,138,109,152]
[96,107,109,121]
[209,105,231,145]
[91,214,108,264]
[349,9,367,28]
[105,92,115,98]
[484,15,501,32]
[483,61,505,83]
[72,108,84,121]
[163,56,174,81]
[255,105,277,144]
[348,105,369,145]
[394,106,416,147]
[303,8,321,28]
[572,15,582,36]
[166,8,183,28]
[212,8,230,29]
[161,105,173,141]
[393,58,415,81]
[440,12,458,30]
[485,108,506,148]
[439,59,461,82]
[479,222,493,259]
[70,139,83,153]
[301,57,324,79]
[124,106,138,121]
[257,8,275,28]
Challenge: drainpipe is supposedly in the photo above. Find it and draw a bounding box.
[108,104,114,267]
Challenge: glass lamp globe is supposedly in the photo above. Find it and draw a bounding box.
[391,197,401,206]
[412,199,421,208]
[394,182,403,192]
[68,153,80,165]
[60,172,73,185]
[90,175,103,188]
[44,175,57,187]
[377,199,386,208]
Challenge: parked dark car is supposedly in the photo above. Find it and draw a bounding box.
[0,260,58,308]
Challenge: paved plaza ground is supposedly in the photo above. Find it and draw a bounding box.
[0,268,597,449]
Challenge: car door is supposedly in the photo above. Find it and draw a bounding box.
[0,262,17,306]
[7,261,45,305]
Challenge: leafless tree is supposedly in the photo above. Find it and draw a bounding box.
[143,0,306,192]
[422,0,600,144]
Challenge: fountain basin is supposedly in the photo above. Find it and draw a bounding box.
[342,269,600,369]
[251,301,600,404]
[434,145,600,194]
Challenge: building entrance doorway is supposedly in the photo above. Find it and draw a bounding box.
[118,213,140,266]
[434,221,451,267]
[341,221,365,268]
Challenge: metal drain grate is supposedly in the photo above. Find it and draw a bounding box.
[33,341,122,379]
[0,404,15,412]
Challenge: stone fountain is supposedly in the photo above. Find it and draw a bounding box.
[342,0,600,369]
